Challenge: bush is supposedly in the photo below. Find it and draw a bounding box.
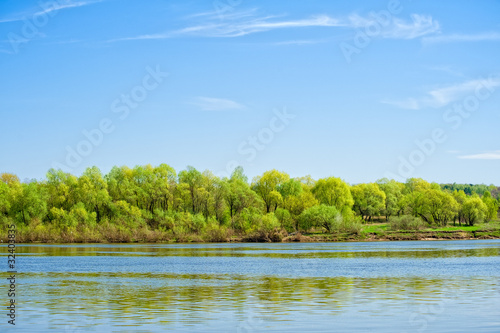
[189,213,207,233]
[203,218,232,242]
[388,215,426,231]
[110,200,145,229]
[274,208,295,233]
[245,213,285,242]
[232,207,262,233]
[154,209,175,231]
[336,213,363,234]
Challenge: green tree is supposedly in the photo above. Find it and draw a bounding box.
[482,191,498,221]
[452,190,467,225]
[377,178,405,220]
[312,177,354,213]
[421,189,459,226]
[10,181,47,224]
[0,181,11,216]
[404,178,431,194]
[252,170,289,212]
[225,170,261,219]
[351,183,386,222]
[462,196,488,226]
[46,168,78,212]
[178,166,203,213]
[76,167,110,222]
[299,204,341,233]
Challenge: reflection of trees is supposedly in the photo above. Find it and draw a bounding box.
[17,244,500,259]
[18,272,492,329]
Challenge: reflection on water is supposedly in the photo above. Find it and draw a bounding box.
[3,240,500,332]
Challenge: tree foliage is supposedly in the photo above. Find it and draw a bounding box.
[0,167,497,242]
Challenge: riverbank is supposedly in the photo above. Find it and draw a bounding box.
[282,229,500,243]
[3,222,500,243]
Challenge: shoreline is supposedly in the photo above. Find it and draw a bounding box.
[5,229,500,244]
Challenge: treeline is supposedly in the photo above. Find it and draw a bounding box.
[440,183,500,197]
[0,165,498,242]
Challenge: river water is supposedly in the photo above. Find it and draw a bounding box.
[3,240,500,332]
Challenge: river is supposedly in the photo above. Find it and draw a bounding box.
[3,240,500,332]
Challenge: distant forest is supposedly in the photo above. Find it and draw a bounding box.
[0,165,498,242]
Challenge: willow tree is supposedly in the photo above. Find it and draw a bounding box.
[252,170,289,213]
[351,183,386,222]
[312,177,353,214]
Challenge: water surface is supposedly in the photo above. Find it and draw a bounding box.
[3,240,500,332]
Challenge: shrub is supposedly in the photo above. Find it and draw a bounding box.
[388,215,426,231]
[203,218,232,242]
[245,213,285,242]
[299,205,340,233]
[110,200,145,229]
[274,208,294,232]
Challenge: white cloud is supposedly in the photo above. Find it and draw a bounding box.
[272,39,326,46]
[110,10,439,41]
[191,97,245,111]
[425,65,464,77]
[0,0,102,23]
[348,13,439,39]
[381,98,420,110]
[382,77,500,110]
[423,32,500,44]
[458,151,500,160]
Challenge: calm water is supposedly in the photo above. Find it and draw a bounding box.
[2,240,500,332]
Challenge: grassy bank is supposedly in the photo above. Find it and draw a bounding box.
[289,220,500,242]
[2,220,499,243]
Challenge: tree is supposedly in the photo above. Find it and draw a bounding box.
[0,181,11,216]
[462,196,488,226]
[225,170,260,220]
[452,190,467,225]
[377,178,405,219]
[178,166,203,213]
[10,181,47,224]
[1,173,20,186]
[299,204,341,233]
[482,191,498,221]
[45,168,78,212]
[421,189,459,226]
[351,183,386,222]
[106,165,135,204]
[404,178,431,194]
[277,179,303,199]
[285,190,319,231]
[76,167,110,222]
[312,177,353,213]
[252,170,289,212]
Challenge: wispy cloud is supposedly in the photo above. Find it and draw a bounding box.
[0,48,14,54]
[458,151,500,160]
[39,0,102,16]
[423,32,500,44]
[425,65,464,78]
[381,98,420,110]
[109,10,439,42]
[382,77,500,110]
[191,97,245,111]
[0,0,102,23]
[348,13,439,39]
[272,39,326,46]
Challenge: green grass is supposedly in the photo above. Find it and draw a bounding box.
[361,223,388,234]
[429,220,500,231]
[362,220,500,233]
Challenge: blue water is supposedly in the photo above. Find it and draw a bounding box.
[2,240,500,332]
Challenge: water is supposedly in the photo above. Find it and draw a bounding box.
[2,240,500,332]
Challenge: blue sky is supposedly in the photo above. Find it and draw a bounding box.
[1,0,499,184]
